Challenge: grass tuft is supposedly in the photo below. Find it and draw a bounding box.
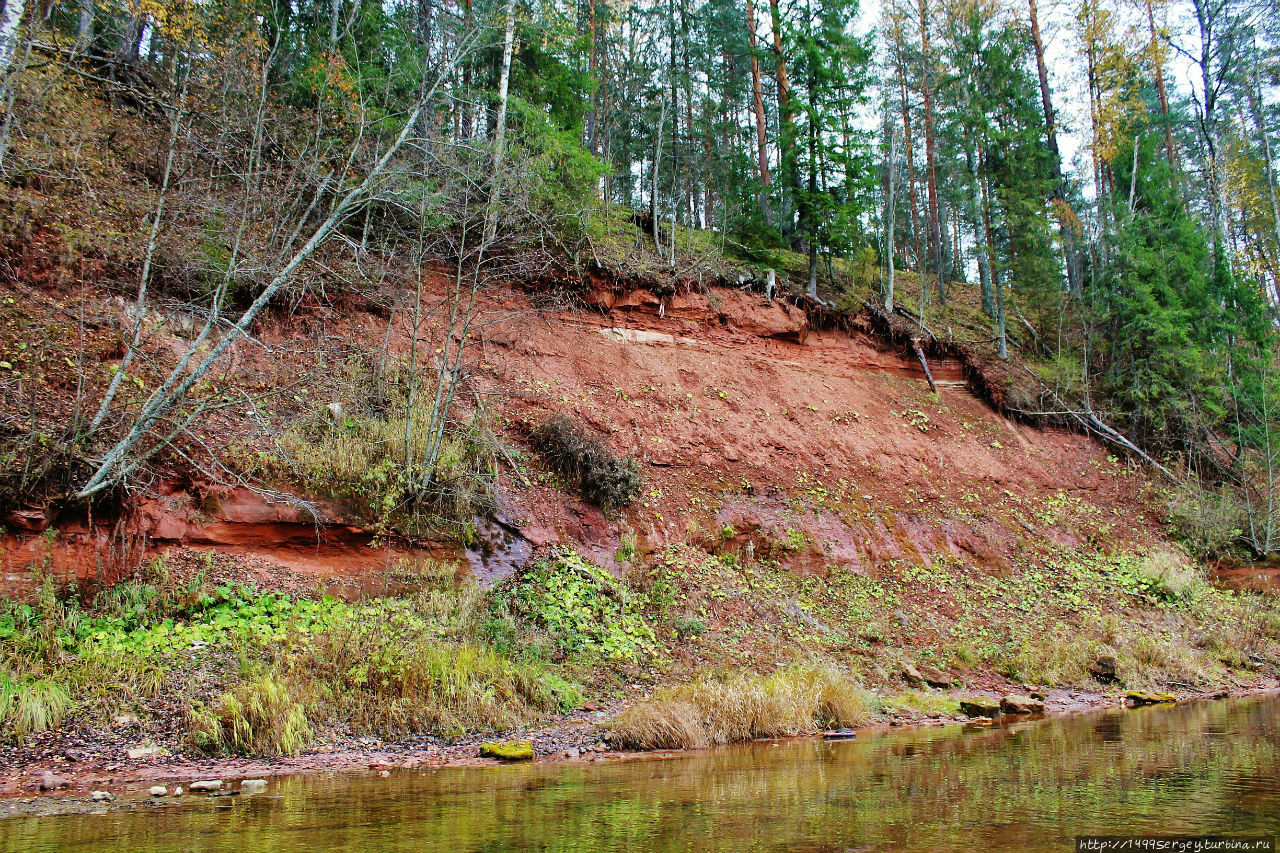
[0,673,73,743]
[189,667,312,756]
[610,665,873,750]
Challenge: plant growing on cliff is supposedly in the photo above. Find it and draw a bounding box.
[496,550,657,662]
[531,415,641,509]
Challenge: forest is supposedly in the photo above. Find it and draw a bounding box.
[0,0,1278,551]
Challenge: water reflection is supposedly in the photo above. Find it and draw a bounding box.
[6,696,1280,852]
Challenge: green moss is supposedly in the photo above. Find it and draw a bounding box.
[480,740,535,760]
[959,697,1001,717]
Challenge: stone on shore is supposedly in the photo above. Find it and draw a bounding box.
[39,771,70,791]
[1000,694,1045,715]
[479,741,535,761]
[959,697,1001,717]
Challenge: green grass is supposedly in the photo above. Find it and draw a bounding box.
[0,673,72,742]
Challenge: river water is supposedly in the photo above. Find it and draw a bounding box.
[5,696,1280,852]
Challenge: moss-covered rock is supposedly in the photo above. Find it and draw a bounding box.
[959,697,1001,717]
[1125,691,1176,707]
[480,740,535,761]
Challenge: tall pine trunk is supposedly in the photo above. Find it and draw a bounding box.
[918,0,944,303]
[745,0,773,225]
[1028,0,1082,294]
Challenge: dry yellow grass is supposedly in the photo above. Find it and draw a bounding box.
[610,665,873,750]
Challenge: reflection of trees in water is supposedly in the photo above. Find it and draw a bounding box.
[11,698,1280,852]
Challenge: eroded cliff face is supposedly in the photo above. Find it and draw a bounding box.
[3,272,1155,598]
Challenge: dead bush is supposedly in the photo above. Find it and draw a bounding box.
[531,415,641,508]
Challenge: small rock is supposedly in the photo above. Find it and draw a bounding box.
[239,779,268,794]
[172,787,183,797]
[39,771,70,791]
[581,701,601,712]
[90,791,114,802]
[893,609,909,626]
[918,665,955,688]
[112,714,140,728]
[561,747,580,759]
[1090,655,1119,684]
[959,697,1001,718]
[127,747,161,761]
[150,786,168,797]
[188,780,222,792]
[1125,691,1176,707]
[902,664,924,687]
[379,770,390,778]
[1000,694,1045,715]
[479,741,535,761]
[822,729,858,740]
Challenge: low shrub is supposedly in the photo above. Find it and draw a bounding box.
[531,415,640,508]
[1131,547,1203,604]
[296,618,563,737]
[1165,486,1244,559]
[242,364,499,535]
[610,665,873,750]
[995,626,1102,686]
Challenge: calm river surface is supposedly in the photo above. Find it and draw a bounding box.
[5,696,1280,852]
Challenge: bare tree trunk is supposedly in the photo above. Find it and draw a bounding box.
[1143,0,1176,171]
[488,0,515,196]
[884,121,897,312]
[745,0,773,225]
[918,0,944,302]
[651,87,666,257]
[75,0,93,50]
[897,79,923,273]
[1028,0,1081,295]
[585,0,599,154]
[0,0,25,79]
[1246,65,1280,303]
[768,0,797,241]
[88,74,188,433]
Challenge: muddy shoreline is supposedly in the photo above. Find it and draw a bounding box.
[5,683,1276,821]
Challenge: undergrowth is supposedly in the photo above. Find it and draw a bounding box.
[0,557,577,753]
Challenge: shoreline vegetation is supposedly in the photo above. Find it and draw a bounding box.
[3,537,1280,803]
[2,686,1275,819]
